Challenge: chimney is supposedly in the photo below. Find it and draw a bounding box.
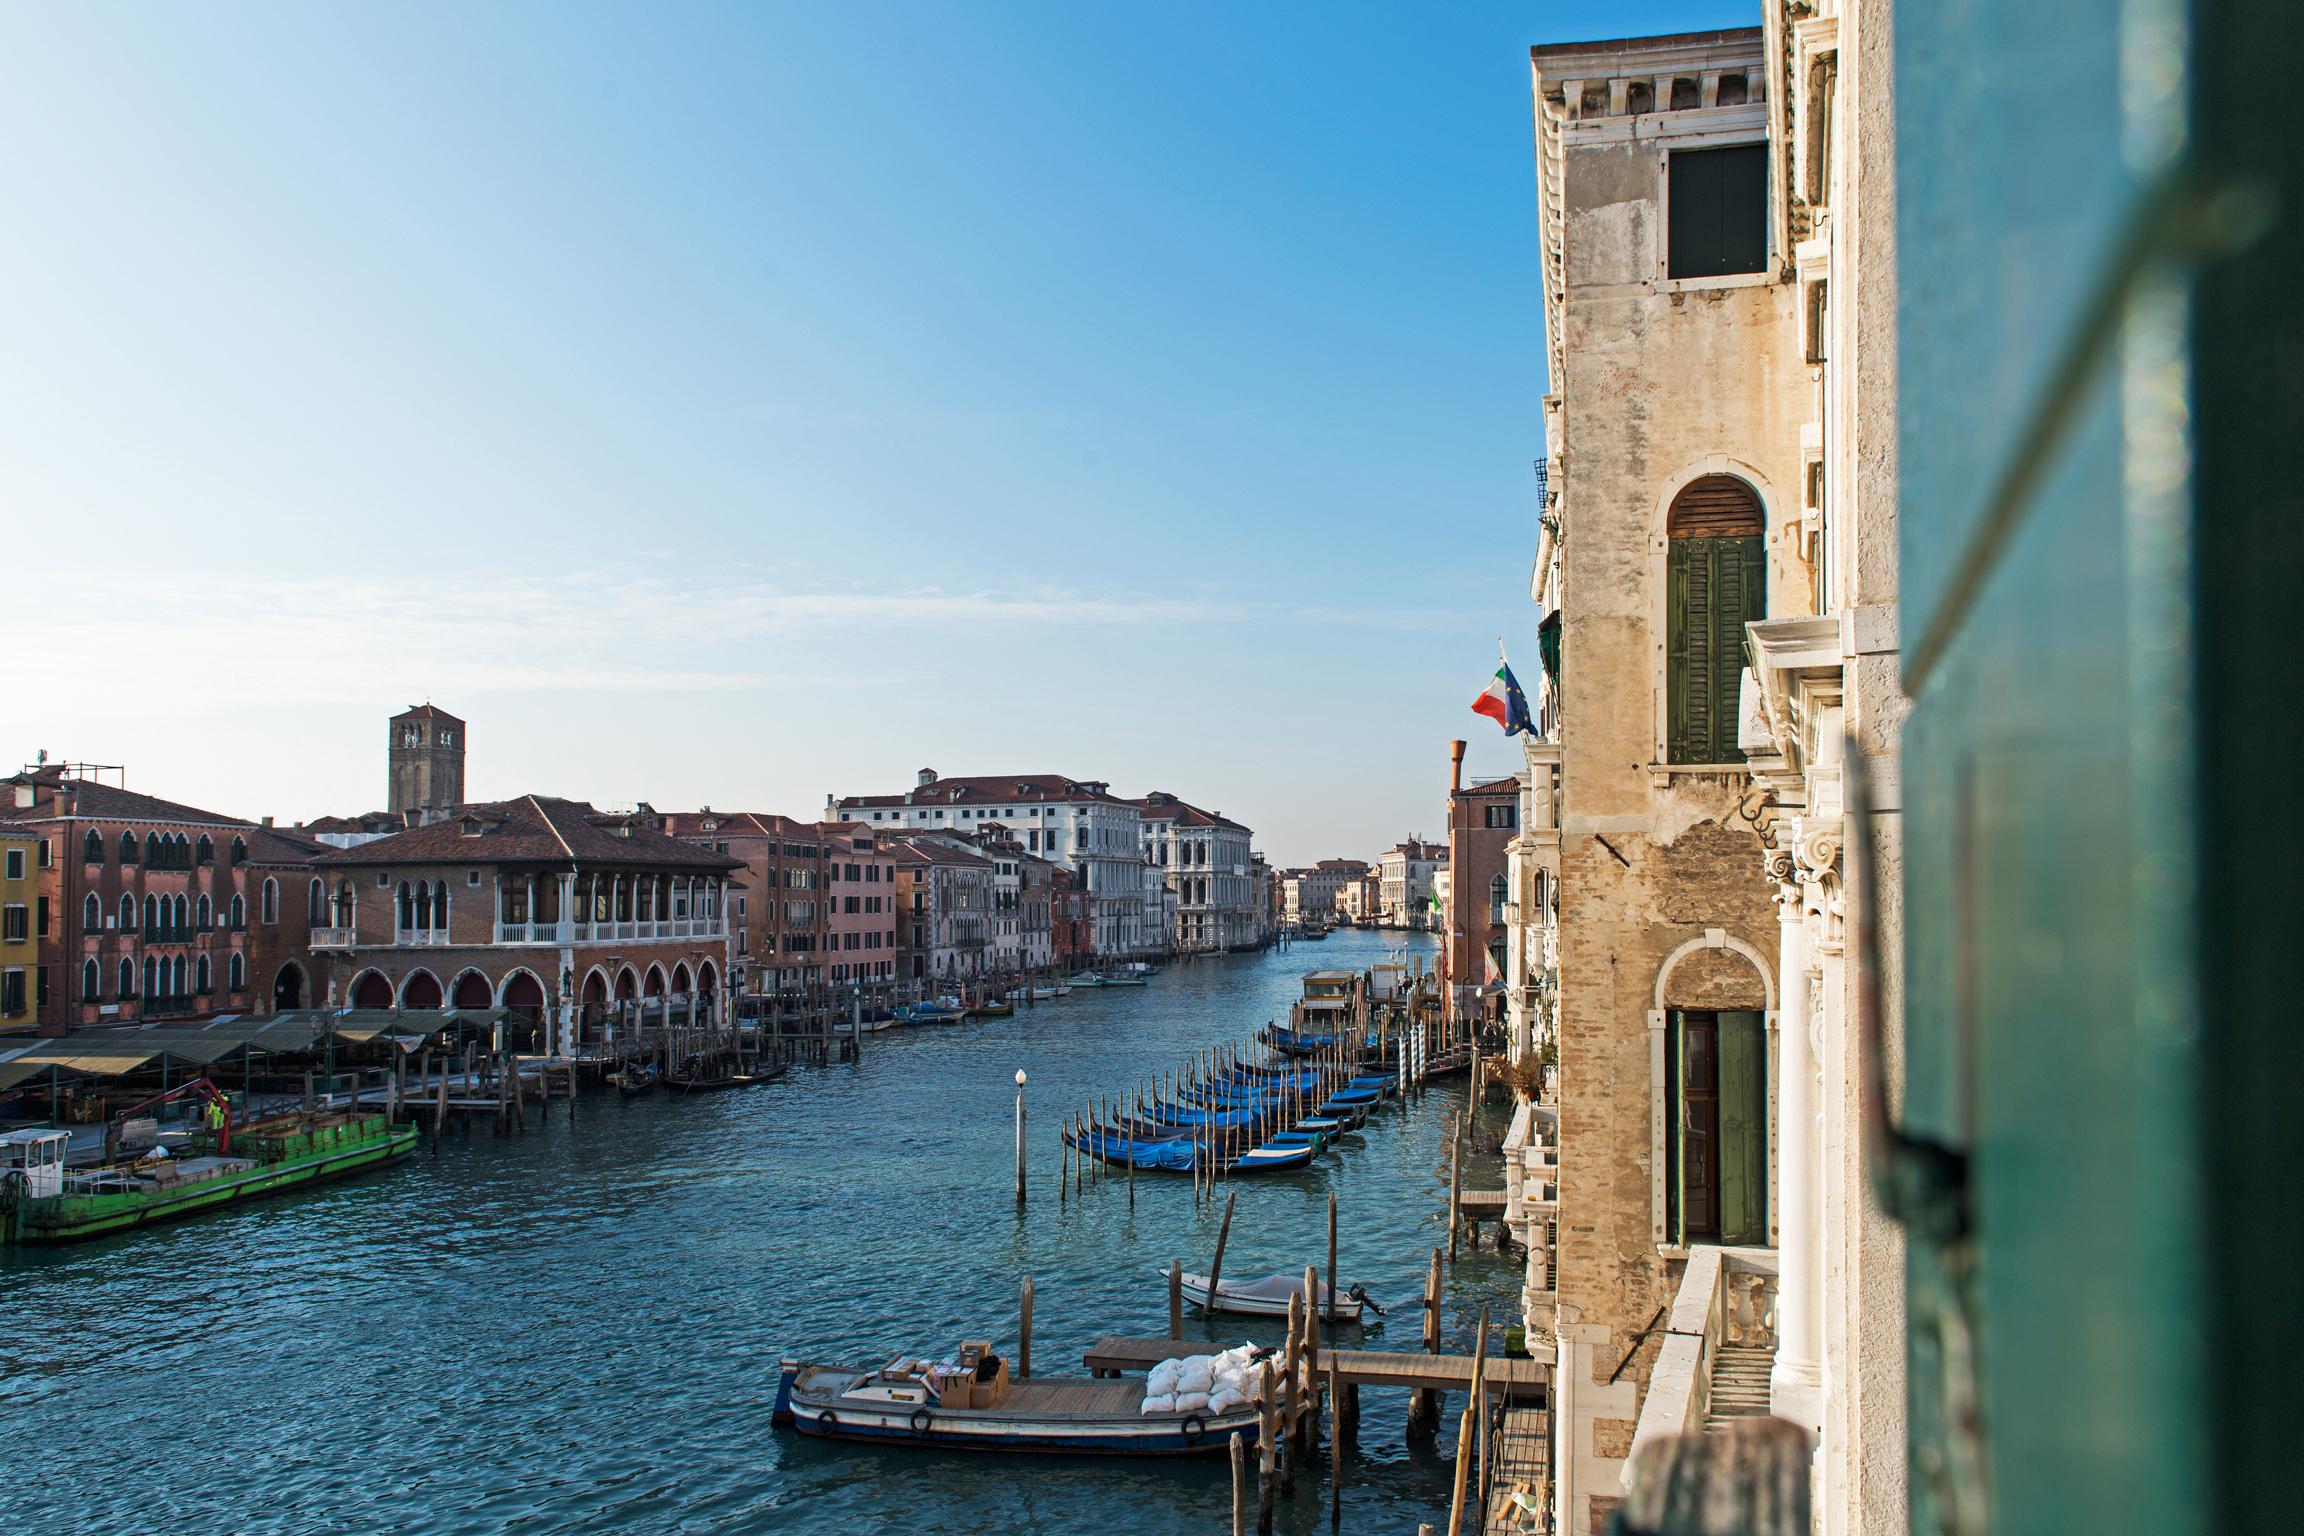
[1449,739,1466,795]
[261,816,274,828]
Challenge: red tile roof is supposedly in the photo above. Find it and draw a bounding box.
[393,703,464,722]
[837,773,1131,810]
[311,796,738,871]
[1127,793,1247,833]
[2,772,256,830]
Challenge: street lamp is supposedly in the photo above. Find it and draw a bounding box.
[1014,1069,1029,1206]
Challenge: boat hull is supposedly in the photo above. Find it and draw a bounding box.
[7,1119,418,1245]
[776,1364,1258,1456]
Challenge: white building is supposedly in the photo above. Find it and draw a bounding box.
[1130,792,1258,953]
[1377,840,1445,929]
[832,771,1149,958]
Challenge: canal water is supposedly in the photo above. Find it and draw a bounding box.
[3,930,1528,1535]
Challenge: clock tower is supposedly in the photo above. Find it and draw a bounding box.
[388,704,466,818]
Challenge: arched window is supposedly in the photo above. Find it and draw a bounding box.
[228,952,246,992]
[118,893,135,929]
[196,833,214,865]
[171,954,187,995]
[121,830,139,864]
[111,956,130,1000]
[141,956,157,1000]
[142,894,158,932]
[433,881,449,931]
[334,881,355,927]
[1665,475,1766,764]
[230,835,247,866]
[83,892,100,930]
[398,880,413,931]
[82,958,99,1000]
[145,832,161,866]
[308,877,325,924]
[196,893,213,928]
[174,895,189,929]
[84,829,104,864]
[229,893,245,928]
[262,878,279,923]
[1489,873,1509,922]
[195,954,212,994]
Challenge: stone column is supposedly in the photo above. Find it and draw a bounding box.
[1771,853,1824,1430]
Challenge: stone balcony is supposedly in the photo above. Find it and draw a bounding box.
[1625,1245,1782,1471]
[1502,1100,1562,1344]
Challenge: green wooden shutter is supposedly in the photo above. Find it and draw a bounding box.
[1715,1009,1767,1244]
[1712,533,1765,762]
[1667,540,1712,763]
[1667,1009,1688,1246]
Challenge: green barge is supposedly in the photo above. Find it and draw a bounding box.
[0,1111,417,1245]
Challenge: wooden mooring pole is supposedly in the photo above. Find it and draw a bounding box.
[1019,1274,1035,1378]
[1169,1260,1184,1340]
[1208,1189,1237,1303]
[1231,1429,1249,1536]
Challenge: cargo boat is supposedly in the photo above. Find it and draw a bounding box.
[0,1109,418,1246]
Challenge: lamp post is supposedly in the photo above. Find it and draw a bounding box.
[1014,1069,1028,1206]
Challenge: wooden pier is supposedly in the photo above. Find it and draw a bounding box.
[1081,1335,1549,1397]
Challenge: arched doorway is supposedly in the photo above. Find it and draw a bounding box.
[452,970,493,1009]
[273,962,305,1011]
[500,970,546,1053]
[402,970,443,1010]
[582,969,609,1005]
[351,970,393,1009]
[643,965,666,997]
[615,967,639,1001]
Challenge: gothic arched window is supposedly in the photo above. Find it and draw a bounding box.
[84,829,104,864]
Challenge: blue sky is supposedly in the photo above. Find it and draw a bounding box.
[3,1,1747,864]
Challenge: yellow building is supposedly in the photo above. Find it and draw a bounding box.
[1,829,41,1031]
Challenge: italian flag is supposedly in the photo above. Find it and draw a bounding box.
[1470,662,1533,736]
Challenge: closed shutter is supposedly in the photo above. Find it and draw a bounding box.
[1715,1009,1768,1244]
[1668,143,1768,279]
[1713,533,1765,762]
[1667,531,1766,762]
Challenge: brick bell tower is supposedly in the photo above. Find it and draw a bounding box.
[388,703,466,819]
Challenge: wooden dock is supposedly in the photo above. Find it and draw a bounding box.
[1082,1336,1548,1398]
[1483,1405,1552,1532]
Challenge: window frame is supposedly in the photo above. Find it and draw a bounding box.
[1652,127,1777,294]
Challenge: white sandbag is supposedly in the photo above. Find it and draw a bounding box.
[1174,1390,1211,1413]
[1147,1358,1182,1396]
[1208,1388,1244,1415]
[1210,1364,1245,1399]
[1174,1359,1216,1397]
[1140,1392,1178,1415]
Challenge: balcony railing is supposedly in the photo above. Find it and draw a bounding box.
[395,929,453,947]
[1627,1245,1779,1463]
[311,927,357,950]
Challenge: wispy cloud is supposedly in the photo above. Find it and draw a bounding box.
[31,570,1454,720]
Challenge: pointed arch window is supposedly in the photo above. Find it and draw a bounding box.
[262,878,279,924]
[84,829,104,864]
[196,834,214,865]
[145,833,162,866]
[195,954,212,994]
[83,892,100,931]
[229,893,245,929]
[308,878,325,924]
[197,894,213,928]
[142,894,158,933]
[229,952,245,992]
[230,835,247,866]
[142,956,157,1001]
[82,958,100,1000]
[1665,475,1766,764]
[121,831,140,864]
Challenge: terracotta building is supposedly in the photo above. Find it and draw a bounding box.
[308,795,737,1054]
[1440,740,1521,1026]
[654,810,891,995]
[3,766,272,1033]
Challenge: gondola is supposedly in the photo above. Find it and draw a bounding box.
[609,1065,659,1096]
